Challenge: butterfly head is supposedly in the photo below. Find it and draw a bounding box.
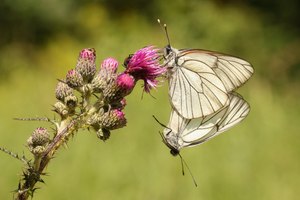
[170,148,179,156]
[164,45,172,56]
[163,128,181,156]
[157,19,176,61]
[153,115,181,156]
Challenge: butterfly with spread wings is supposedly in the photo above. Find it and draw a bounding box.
[156,93,250,156]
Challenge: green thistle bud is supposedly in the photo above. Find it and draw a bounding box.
[87,109,126,130]
[66,69,84,88]
[55,81,74,101]
[32,146,47,155]
[31,127,50,146]
[53,101,69,117]
[27,127,50,154]
[91,70,117,93]
[64,95,77,110]
[91,58,119,93]
[96,128,110,141]
[99,109,127,130]
[76,48,96,83]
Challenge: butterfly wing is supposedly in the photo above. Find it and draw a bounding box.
[179,93,250,148]
[163,104,229,151]
[216,93,250,134]
[162,94,249,153]
[179,49,254,92]
[162,108,187,153]
[168,48,229,119]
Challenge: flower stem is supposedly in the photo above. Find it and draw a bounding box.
[15,117,80,200]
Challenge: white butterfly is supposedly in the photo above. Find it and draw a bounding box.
[158,93,250,156]
[160,21,254,119]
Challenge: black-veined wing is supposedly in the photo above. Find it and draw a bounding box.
[179,49,254,92]
[164,46,253,119]
[166,46,229,119]
[162,93,250,155]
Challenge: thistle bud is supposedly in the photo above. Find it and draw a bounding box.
[53,101,69,117]
[103,73,135,102]
[100,109,127,130]
[116,73,135,96]
[91,58,118,93]
[111,98,127,110]
[64,95,77,110]
[76,48,96,83]
[101,58,118,73]
[27,127,50,154]
[55,81,74,101]
[66,69,84,88]
[96,128,110,141]
[88,109,127,130]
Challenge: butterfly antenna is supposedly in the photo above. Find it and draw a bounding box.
[179,154,185,176]
[157,19,171,46]
[178,153,198,187]
[152,115,169,129]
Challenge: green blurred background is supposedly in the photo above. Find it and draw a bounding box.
[1,0,299,199]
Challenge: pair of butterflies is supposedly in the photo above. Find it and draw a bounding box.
[158,22,254,156]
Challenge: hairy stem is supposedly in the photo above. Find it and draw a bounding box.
[15,117,80,200]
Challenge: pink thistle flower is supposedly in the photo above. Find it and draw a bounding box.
[76,48,96,82]
[79,48,96,60]
[124,46,166,93]
[116,73,135,96]
[114,109,125,122]
[101,58,118,73]
[108,109,127,130]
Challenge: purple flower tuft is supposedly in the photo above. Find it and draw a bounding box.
[125,46,166,93]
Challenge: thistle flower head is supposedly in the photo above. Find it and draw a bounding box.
[125,46,166,93]
[101,57,118,73]
[102,73,135,102]
[55,81,74,101]
[64,95,77,110]
[88,109,127,131]
[76,48,96,82]
[101,109,127,130]
[66,69,84,88]
[79,48,96,60]
[27,127,50,149]
[91,58,119,93]
[116,73,135,96]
